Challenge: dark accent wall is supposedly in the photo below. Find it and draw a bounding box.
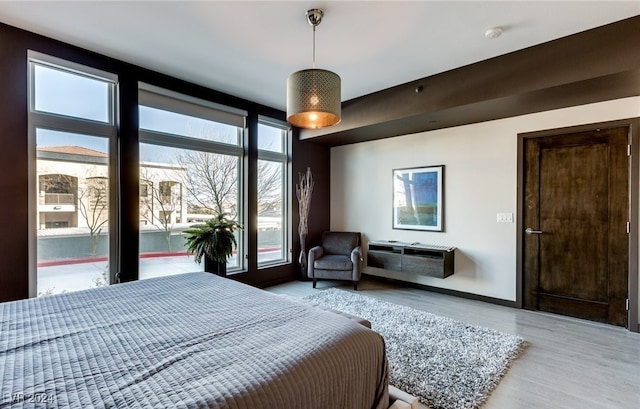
[0,22,331,301]
[293,132,331,269]
[0,25,30,302]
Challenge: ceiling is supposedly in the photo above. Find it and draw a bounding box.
[0,1,638,112]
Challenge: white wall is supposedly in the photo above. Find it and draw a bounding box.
[331,97,640,309]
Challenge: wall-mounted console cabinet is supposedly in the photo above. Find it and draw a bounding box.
[367,240,455,279]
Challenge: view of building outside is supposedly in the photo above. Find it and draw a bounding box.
[36,142,200,293]
[36,135,112,295]
[31,55,290,296]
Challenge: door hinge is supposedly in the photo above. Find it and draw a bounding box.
[628,144,631,156]
[627,222,631,234]
[626,298,630,311]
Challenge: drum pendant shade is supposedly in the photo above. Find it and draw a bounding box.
[287,68,341,129]
[286,9,341,129]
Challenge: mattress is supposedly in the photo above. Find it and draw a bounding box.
[0,272,388,408]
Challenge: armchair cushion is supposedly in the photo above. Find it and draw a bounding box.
[314,254,353,271]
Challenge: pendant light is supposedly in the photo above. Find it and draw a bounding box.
[287,9,341,129]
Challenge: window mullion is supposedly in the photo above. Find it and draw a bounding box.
[258,150,287,162]
[30,113,114,139]
[139,129,243,156]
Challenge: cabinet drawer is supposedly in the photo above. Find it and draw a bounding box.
[367,250,402,271]
[402,255,445,276]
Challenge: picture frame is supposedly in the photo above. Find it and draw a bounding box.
[393,165,444,231]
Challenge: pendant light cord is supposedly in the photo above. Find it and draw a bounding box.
[312,25,316,69]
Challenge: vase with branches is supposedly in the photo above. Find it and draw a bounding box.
[296,167,314,279]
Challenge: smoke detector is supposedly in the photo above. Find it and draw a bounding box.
[485,26,503,39]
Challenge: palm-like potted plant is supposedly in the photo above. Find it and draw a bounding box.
[183,213,242,277]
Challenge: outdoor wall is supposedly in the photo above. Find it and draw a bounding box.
[37,230,187,261]
[331,97,640,314]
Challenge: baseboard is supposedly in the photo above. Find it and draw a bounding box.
[362,273,520,309]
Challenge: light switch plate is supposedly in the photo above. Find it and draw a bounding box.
[497,212,513,223]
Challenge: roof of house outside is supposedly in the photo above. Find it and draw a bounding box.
[37,146,107,157]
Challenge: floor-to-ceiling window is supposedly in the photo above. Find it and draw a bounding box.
[28,51,117,296]
[25,54,293,296]
[257,119,291,267]
[138,84,247,278]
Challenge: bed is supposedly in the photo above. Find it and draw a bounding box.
[0,272,388,408]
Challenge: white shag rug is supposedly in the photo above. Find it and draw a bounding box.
[303,288,526,409]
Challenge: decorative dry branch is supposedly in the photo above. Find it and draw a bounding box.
[296,167,314,237]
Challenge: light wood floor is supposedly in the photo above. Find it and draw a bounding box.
[266,278,640,409]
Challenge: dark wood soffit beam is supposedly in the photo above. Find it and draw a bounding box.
[313,69,640,147]
[300,15,640,146]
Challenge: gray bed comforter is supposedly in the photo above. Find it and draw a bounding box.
[0,273,388,408]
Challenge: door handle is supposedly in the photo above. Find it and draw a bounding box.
[525,227,543,235]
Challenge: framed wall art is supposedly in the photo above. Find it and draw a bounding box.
[393,165,444,231]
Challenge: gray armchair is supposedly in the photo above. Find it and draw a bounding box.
[307,231,363,290]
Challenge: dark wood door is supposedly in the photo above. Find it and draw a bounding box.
[523,126,629,327]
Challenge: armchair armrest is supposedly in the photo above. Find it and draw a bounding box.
[350,246,363,280]
[307,245,324,278]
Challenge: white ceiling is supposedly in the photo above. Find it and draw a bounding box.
[0,1,638,111]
